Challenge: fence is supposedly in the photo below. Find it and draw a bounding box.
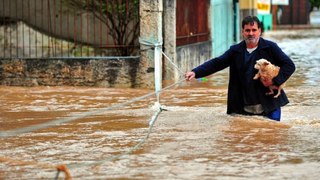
[0,0,140,59]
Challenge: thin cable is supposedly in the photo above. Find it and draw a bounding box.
[162,52,185,75]
[0,91,155,138]
[1,79,184,177]
[67,79,185,169]
[68,106,163,169]
[0,78,184,138]
[1,49,185,175]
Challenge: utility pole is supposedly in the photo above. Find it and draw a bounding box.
[139,0,163,97]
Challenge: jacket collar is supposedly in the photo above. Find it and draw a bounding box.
[258,37,270,49]
[232,37,269,53]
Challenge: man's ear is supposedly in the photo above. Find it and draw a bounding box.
[258,28,262,36]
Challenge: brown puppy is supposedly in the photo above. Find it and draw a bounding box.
[253,59,284,98]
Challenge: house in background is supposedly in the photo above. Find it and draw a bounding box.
[5,0,313,87]
[239,0,312,31]
[172,0,314,83]
[173,0,237,81]
[271,0,311,29]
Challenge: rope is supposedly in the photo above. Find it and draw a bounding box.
[0,98,165,180]
[0,51,184,138]
[55,79,185,176]
[0,49,186,179]
[0,91,155,138]
[65,79,185,169]
[1,78,184,179]
[67,105,163,170]
[162,52,185,75]
[139,38,162,47]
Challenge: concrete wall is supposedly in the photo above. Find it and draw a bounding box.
[139,0,163,89]
[163,0,177,80]
[0,58,142,87]
[176,41,212,72]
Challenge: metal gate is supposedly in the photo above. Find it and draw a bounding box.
[0,0,139,59]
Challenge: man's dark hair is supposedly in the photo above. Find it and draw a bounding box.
[242,16,262,29]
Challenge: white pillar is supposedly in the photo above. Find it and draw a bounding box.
[140,0,163,96]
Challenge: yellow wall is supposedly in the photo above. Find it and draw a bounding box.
[239,0,257,9]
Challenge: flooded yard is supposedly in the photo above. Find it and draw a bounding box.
[1,29,320,179]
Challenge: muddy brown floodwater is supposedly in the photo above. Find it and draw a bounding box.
[1,29,320,179]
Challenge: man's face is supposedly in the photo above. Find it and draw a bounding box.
[242,22,261,47]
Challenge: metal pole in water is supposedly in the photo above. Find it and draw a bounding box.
[154,42,162,102]
[153,0,163,103]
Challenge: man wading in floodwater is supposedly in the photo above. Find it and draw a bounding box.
[185,16,295,121]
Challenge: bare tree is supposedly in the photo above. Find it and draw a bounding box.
[65,0,140,56]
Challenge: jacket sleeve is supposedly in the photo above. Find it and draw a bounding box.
[271,43,296,86]
[192,48,234,78]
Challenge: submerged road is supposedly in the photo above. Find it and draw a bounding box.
[1,29,320,179]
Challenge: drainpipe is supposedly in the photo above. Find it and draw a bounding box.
[233,0,240,43]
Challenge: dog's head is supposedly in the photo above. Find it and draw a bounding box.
[254,58,270,70]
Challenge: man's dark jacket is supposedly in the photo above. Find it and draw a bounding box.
[192,37,296,115]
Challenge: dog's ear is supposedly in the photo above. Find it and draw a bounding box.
[263,61,270,66]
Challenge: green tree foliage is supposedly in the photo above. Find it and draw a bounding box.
[310,0,320,9]
[65,0,140,56]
